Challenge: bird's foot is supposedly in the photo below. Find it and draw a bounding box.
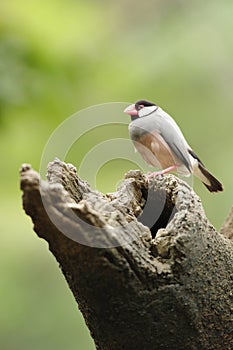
[146,171,162,179]
[146,165,177,180]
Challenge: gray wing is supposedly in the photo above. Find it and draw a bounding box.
[129,107,192,172]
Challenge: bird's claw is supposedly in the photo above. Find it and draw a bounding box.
[146,165,177,180]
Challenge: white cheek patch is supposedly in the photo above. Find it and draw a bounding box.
[139,106,157,117]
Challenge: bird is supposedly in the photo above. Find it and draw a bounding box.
[124,99,223,192]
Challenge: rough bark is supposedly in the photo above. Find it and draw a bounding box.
[221,207,233,241]
[20,159,233,350]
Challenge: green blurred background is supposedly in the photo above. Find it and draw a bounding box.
[1,0,232,349]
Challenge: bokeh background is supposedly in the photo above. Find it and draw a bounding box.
[1,0,233,349]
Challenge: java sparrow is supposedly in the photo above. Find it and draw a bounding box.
[124,100,223,192]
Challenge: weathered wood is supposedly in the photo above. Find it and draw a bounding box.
[20,159,233,350]
[221,207,233,241]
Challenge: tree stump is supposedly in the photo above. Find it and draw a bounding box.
[20,158,233,350]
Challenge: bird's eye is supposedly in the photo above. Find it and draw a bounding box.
[135,103,145,111]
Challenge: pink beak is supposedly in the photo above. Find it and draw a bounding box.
[124,104,138,116]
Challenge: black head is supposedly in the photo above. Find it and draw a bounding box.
[135,100,156,111]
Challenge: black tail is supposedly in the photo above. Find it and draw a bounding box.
[188,149,223,193]
[198,163,223,193]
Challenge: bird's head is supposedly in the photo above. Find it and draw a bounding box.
[124,100,158,119]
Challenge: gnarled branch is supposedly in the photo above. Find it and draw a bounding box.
[20,159,233,350]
